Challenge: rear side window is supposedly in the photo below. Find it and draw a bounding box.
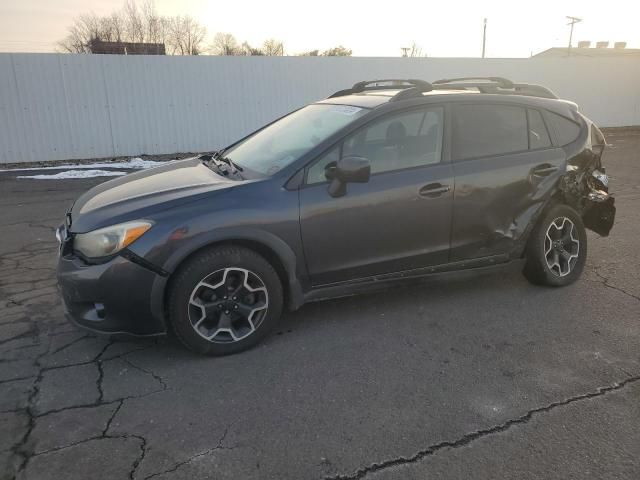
[527,109,552,149]
[545,112,581,146]
[452,104,528,160]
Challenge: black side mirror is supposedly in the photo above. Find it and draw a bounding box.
[327,156,371,198]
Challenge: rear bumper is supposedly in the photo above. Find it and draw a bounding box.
[57,254,167,336]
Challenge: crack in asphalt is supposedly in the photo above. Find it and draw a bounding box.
[12,323,51,473]
[591,267,640,302]
[0,279,58,298]
[0,375,37,385]
[16,404,229,480]
[2,287,60,310]
[47,334,93,355]
[324,375,640,480]
[142,422,236,480]
[30,388,166,421]
[103,400,124,436]
[0,325,39,346]
[0,237,158,479]
[130,434,149,480]
[19,431,149,480]
[94,338,117,404]
[121,357,169,392]
[7,328,168,477]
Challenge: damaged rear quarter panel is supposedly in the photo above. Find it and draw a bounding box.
[559,121,616,237]
[450,147,566,262]
[449,108,615,263]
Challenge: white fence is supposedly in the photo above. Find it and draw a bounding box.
[1,53,639,164]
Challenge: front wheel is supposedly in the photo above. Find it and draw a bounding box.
[168,246,283,355]
[523,204,587,287]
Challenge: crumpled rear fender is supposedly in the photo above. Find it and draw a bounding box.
[559,121,615,237]
[515,123,615,258]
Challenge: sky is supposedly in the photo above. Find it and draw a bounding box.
[0,0,638,57]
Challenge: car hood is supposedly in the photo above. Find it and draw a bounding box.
[69,157,236,232]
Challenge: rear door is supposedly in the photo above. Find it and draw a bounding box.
[299,106,453,285]
[450,103,566,261]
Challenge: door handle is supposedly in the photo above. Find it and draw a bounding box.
[419,183,451,198]
[531,164,558,177]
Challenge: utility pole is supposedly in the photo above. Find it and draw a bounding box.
[482,18,487,58]
[566,16,582,56]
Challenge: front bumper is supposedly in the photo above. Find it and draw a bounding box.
[57,253,167,336]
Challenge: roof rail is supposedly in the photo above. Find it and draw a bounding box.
[510,83,558,99]
[432,77,558,99]
[433,76,514,88]
[328,79,433,99]
[328,77,558,102]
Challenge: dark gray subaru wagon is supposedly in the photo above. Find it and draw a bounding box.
[56,77,615,355]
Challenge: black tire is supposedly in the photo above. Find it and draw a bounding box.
[523,203,587,287]
[168,246,283,355]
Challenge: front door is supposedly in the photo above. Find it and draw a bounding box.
[299,106,454,286]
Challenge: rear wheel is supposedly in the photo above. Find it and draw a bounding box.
[168,246,283,355]
[523,204,587,286]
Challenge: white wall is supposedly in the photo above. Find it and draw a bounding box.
[1,53,639,163]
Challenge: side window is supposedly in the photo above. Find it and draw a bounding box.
[356,110,423,143]
[527,109,552,149]
[305,107,444,184]
[307,146,339,184]
[452,104,528,160]
[343,107,443,174]
[545,111,581,146]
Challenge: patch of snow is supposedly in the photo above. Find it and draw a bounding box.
[3,157,176,173]
[18,170,128,180]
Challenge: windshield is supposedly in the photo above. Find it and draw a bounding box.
[225,104,368,175]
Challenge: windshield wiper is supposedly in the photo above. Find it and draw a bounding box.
[199,150,243,179]
[214,152,243,172]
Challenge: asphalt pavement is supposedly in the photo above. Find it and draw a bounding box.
[1,133,639,480]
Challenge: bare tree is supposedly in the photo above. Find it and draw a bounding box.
[105,12,126,42]
[297,49,319,56]
[403,42,424,57]
[322,45,352,56]
[92,12,126,43]
[56,0,206,55]
[167,15,207,55]
[263,38,284,56]
[142,0,162,43]
[240,41,264,56]
[209,32,240,55]
[123,0,145,43]
[56,14,102,53]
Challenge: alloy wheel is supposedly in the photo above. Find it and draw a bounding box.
[544,217,580,277]
[188,267,269,343]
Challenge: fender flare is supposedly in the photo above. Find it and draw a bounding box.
[148,227,306,328]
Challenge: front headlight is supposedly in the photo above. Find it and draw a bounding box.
[74,220,153,259]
